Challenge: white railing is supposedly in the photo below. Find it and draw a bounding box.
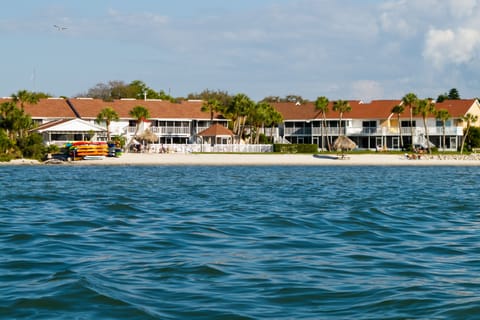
[146,144,273,153]
[286,127,344,135]
[150,126,190,135]
[285,126,463,136]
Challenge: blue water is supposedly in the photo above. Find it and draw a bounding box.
[1,165,480,319]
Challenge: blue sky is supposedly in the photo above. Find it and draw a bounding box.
[1,0,479,101]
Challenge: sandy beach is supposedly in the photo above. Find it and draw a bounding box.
[4,152,470,166]
[3,152,480,166]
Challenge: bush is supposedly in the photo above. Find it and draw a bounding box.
[18,133,46,160]
[273,144,318,153]
[0,154,13,162]
[258,133,271,144]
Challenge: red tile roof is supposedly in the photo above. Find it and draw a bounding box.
[272,100,394,120]
[433,99,478,118]
[68,98,223,120]
[2,97,477,122]
[197,123,234,136]
[353,100,402,119]
[272,99,478,120]
[0,98,76,118]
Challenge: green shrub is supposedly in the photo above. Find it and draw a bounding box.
[18,133,46,160]
[273,144,317,153]
[0,154,13,162]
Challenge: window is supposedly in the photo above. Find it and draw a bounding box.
[437,120,452,127]
[401,120,416,127]
[362,121,376,128]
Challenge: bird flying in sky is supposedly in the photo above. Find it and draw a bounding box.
[53,25,67,31]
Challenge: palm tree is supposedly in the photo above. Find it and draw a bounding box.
[249,102,269,144]
[391,104,405,149]
[0,101,19,141]
[127,105,150,151]
[402,93,418,150]
[314,96,330,151]
[11,90,39,138]
[460,113,478,154]
[0,101,34,154]
[226,94,255,142]
[261,104,283,143]
[435,109,451,152]
[201,98,223,123]
[332,100,351,137]
[11,90,39,111]
[413,99,436,154]
[95,106,119,141]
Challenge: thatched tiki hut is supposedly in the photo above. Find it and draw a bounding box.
[133,129,158,152]
[138,129,158,144]
[333,135,357,158]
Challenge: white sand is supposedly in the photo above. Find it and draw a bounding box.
[2,153,480,166]
[65,152,480,166]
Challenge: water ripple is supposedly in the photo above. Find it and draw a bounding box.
[1,165,480,319]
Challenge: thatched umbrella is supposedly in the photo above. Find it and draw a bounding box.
[137,129,158,144]
[333,135,357,158]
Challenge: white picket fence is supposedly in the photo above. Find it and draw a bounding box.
[146,144,273,153]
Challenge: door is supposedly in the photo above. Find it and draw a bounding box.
[392,137,399,149]
[449,137,457,150]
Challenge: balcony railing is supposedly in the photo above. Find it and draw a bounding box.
[150,126,190,135]
[285,127,345,136]
[285,126,463,136]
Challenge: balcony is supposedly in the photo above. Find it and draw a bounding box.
[286,127,344,136]
[284,126,463,137]
[150,126,190,135]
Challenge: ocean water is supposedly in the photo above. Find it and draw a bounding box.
[1,165,480,319]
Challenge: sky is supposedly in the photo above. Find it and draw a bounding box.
[1,0,480,101]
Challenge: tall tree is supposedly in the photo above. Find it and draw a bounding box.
[436,93,448,103]
[435,109,451,152]
[332,100,351,136]
[266,107,283,143]
[0,101,35,156]
[448,88,460,100]
[80,80,176,102]
[248,102,271,144]
[401,93,418,150]
[11,90,40,111]
[391,104,405,149]
[95,107,119,141]
[460,113,478,154]
[7,91,37,139]
[413,99,436,154]
[314,96,330,151]
[201,98,223,122]
[285,95,306,104]
[188,89,232,108]
[127,105,150,151]
[226,93,255,141]
[0,101,19,141]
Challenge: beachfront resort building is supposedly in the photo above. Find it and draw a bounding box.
[1,97,479,151]
[274,99,480,151]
